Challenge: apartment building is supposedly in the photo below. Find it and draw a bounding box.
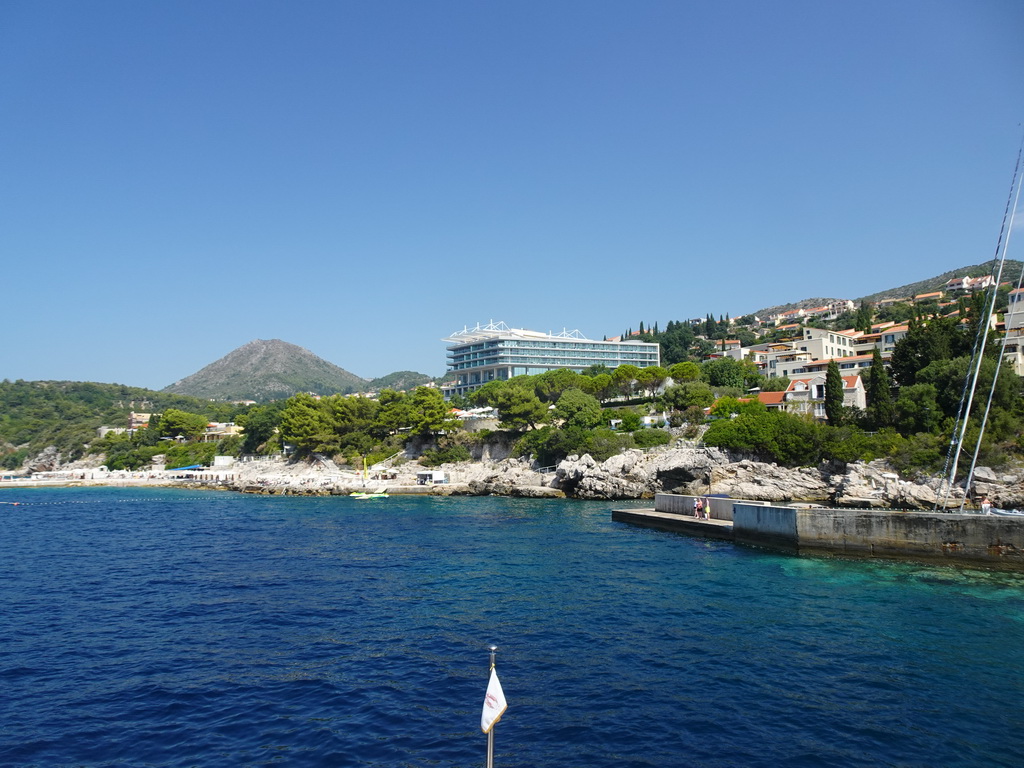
[442,321,660,398]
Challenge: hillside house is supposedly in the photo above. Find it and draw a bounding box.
[945,275,995,292]
[799,354,879,377]
[200,422,243,443]
[779,374,866,420]
[128,412,151,435]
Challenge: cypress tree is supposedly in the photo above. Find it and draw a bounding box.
[824,359,845,424]
[866,348,896,428]
[855,301,873,333]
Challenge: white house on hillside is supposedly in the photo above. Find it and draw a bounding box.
[772,374,866,420]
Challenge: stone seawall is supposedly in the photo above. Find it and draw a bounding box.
[628,493,1024,568]
[732,504,799,551]
[734,504,1024,567]
[792,508,1024,564]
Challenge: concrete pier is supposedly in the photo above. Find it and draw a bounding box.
[613,493,1024,569]
[611,508,734,540]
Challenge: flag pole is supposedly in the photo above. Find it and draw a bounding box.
[481,643,506,767]
[487,645,497,768]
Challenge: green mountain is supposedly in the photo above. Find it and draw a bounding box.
[367,370,433,392]
[162,339,368,402]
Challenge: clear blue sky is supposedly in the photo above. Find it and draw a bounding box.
[2,1,1022,388]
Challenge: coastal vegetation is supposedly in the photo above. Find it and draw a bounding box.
[4,302,1021,478]
[0,381,249,470]
[3,263,1022,480]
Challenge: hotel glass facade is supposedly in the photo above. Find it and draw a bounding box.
[443,322,661,398]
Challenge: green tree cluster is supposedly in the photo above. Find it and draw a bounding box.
[0,380,252,469]
[701,296,1024,474]
[277,387,460,460]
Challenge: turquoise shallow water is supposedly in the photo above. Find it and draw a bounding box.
[1,487,1023,767]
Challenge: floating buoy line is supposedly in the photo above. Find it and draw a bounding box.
[0,496,218,507]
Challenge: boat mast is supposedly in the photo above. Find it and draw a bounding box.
[941,139,1024,509]
[958,171,1024,510]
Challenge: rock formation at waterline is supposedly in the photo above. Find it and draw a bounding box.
[22,441,1024,510]
[550,448,980,509]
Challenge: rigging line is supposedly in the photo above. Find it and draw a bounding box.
[937,309,979,508]
[985,134,1024,276]
[938,297,991,508]
[942,138,1024,509]
[959,169,1024,512]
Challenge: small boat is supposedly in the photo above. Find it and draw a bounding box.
[990,508,1024,517]
[350,486,389,499]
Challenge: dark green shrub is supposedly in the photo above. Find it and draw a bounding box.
[165,443,218,469]
[420,444,472,467]
[632,428,671,448]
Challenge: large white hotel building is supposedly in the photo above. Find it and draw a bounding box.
[442,321,661,398]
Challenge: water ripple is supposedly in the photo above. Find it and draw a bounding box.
[1,488,1023,766]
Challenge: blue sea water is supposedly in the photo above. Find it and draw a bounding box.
[1,488,1023,767]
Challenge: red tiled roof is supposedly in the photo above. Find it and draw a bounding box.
[757,391,786,405]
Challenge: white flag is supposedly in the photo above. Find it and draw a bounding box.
[480,667,507,733]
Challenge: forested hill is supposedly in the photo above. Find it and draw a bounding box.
[367,371,433,392]
[162,339,367,402]
[0,380,245,469]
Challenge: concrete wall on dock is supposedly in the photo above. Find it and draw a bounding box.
[655,493,770,522]
[795,509,1024,565]
[733,504,1024,567]
[733,504,799,550]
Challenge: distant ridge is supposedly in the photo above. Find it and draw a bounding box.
[162,339,368,402]
[753,260,1023,318]
[753,297,845,321]
[367,370,433,392]
[857,260,1022,303]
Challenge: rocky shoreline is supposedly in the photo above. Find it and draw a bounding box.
[14,444,1024,510]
